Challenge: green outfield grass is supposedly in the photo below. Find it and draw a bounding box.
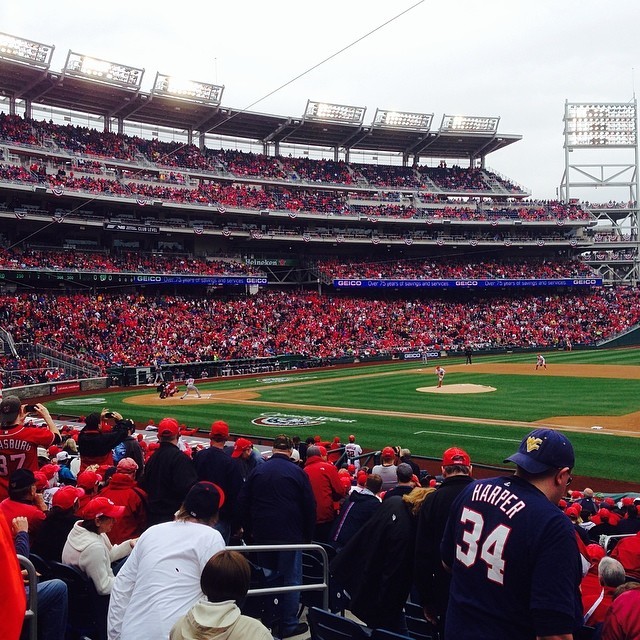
[46,348,640,483]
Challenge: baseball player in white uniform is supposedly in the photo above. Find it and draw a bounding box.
[181,377,202,399]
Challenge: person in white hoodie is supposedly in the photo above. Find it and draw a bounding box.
[170,550,273,640]
[61,496,135,596]
[107,481,226,640]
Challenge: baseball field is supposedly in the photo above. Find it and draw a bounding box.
[47,348,640,485]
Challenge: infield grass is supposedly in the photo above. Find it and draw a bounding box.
[47,348,640,483]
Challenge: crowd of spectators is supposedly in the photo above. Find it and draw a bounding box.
[1,288,639,372]
[0,248,264,276]
[4,410,640,640]
[0,113,535,198]
[0,355,64,388]
[315,256,595,280]
[1,160,592,222]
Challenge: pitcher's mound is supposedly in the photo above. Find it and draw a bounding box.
[417,384,497,394]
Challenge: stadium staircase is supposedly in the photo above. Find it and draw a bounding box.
[15,342,102,380]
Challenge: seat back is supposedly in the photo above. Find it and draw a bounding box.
[239,555,285,635]
[403,601,439,640]
[308,606,370,640]
[47,561,108,640]
[29,553,51,581]
[300,544,349,615]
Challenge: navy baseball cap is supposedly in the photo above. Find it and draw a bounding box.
[504,428,575,474]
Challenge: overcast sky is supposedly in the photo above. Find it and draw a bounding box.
[2,0,640,200]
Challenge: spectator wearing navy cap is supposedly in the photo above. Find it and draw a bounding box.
[441,429,583,640]
[0,468,48,542]
[108,481,225,640]
[141,417,198,526]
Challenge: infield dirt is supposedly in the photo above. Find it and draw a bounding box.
[125,363,640,437]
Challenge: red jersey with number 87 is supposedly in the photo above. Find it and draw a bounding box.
[0,425,55,499]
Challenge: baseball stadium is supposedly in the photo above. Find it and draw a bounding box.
[1,18,640,640]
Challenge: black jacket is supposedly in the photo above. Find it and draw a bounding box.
[330,496,417,630]
[78,421,129,458]
[330,489,381,551]
[414,473,474,616]
[142,442,198,526]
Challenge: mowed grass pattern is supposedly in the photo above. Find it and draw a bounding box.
[49,348,640,483]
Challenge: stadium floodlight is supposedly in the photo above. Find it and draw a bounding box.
[304,100,366,124]
[64,51,144,89]
[372,109,433,131]
[440,114,500,133]
[0,32,53,67]
[564,102,637,147]
[152,72,224,105]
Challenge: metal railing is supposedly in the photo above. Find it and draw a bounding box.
[226,542,329,611]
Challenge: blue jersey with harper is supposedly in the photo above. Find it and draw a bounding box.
[441,475,583,640]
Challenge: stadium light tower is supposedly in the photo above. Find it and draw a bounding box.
[0,32,53,67]
[560,99,640,285]
[303,100,366,124]
[440,114,500,133]
[152,72,224,105]
[64,51,144,89]
[560,101,638,202]
[372,108,432,131]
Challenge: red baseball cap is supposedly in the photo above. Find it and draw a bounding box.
[82,497,125,519]
[232,437,253,458]
[39,463,61,479]
[34,472,50,491]
[116,458,139,474]
[381,446,396,460]
[77,470,102,490]
[442,447,471,466]
[210,420,229,439]
[52,486,84,510]
[158,417,180,437]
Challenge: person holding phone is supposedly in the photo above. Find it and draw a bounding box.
[78,410,131,473]
[0,395,61,500]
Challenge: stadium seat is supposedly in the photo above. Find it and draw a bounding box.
[403,601,439,640]
[239,554,285,636]
[307,606,370,640]
[28,553,51,580]
[47,561,108,640]
[299,543,350,616]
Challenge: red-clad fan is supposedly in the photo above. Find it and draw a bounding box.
[0,396,61,500]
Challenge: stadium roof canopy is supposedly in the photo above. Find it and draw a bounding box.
[0,46,521,160]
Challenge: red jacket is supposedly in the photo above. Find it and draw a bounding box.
[304,455,346,524]
[0,498,45,542]
[98,473,147,544]
[611,532,640,580]
[581,569,616,626]
[601,588,640,640]
[0,516,25,640]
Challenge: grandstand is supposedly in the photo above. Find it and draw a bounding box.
[0,32,639,385]
[2,30,640,640]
